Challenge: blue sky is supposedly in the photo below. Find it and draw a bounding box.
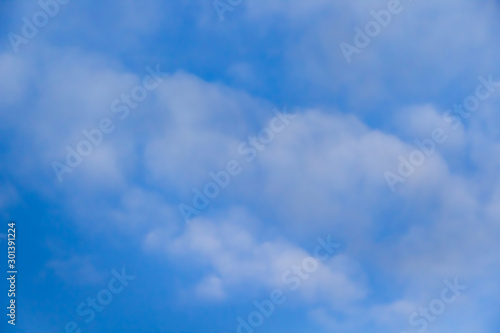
[1,0,500,332]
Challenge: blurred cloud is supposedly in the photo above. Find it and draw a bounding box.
[2,0,500,332]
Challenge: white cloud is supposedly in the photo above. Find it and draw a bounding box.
[144,71,270,192]
[147,208,366,308]
[3,8,500,329]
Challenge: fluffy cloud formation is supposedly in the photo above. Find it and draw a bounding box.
[147,209,366,308]
[2,0,500,332]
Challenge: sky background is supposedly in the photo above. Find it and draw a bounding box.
[1,0,500,332]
